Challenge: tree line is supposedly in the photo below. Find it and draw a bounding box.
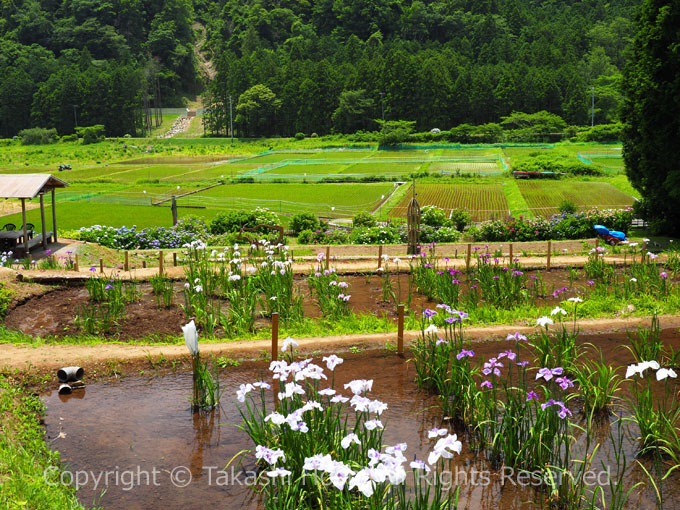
[0,0,197,137]
[1,0,638,139]
[203,0,637,137]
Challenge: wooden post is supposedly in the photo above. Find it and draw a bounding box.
[397,304,404,357]
[21,198,29,257]
[39,194,47,250]
[51,189,58,243]
[171,196,178,226]
[142,260,147,269]
[74,254,79,272]
[509,243,513,262]
[378,245,383,269]
[325,246,330,270]
[124,251,129,272]
[466,243,471,270]
[271,312,279,361]
[173,252,177,267]
[159,251,164,275]
[99,258,104,273]
[547,241,552,271]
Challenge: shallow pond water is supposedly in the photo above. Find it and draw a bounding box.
[44,335,680,510]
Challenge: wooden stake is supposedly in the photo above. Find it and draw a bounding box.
[51,188,58,243]
[39,193,47,250]
[99,258,103,273]
[378,245,383,269]
[124,251,129,272]
[142,260,147,269]
[74,254,79,272]
[21,198,28,256]
[397,304,404,357]
[173,252,177,267]
[547,241,552,271]
[325,246,330,270]
[466,244,471,270]
[271,312,279,361]
[159,251,164,275]
[509,243,513,262]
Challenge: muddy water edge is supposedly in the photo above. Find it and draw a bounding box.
[42,328,680,510]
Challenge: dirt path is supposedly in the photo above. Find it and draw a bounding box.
[193,22,216,81]
[2,316,678,375]
[13,253,647,284]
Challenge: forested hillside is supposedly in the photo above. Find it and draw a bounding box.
[0,0,639,138]
[0,0,197,137]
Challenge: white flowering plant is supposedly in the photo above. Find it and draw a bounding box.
[236,348,461,509]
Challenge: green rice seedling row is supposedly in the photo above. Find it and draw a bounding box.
[518,181,635,217]
[389,183,509,221]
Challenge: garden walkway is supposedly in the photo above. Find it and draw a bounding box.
[3,315,679,376]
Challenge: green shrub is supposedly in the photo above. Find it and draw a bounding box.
[18,127,57,145]
[175,216,209,238]
[294,132,305,140]
[210,208,279,235]
[290,213,319,234]
[431,226,462,243]
[472,208,633,242]
[0,282,14,317]
[420,225,461,243]
[513,158,603,176]
[352,211,376,228]
[60,134,78,143]
[349,224,405,244]
[76,125,106,145]
[421,205,449,227]
[298,229,350,245]
[559,200,578,215]
[449,209,472,231]
[576,123,622,142]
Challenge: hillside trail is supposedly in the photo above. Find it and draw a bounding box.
[158,22,214,138]
[193,22,216,81]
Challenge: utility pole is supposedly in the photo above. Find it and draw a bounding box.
[591,87,595,127]
[72,105,78,129]
[229,95,234,144]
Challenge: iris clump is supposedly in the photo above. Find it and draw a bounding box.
[236,342,461,509]
[183,320,223,411]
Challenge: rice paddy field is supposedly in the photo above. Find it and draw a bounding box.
[518,181,636,217]
[0,140,638,229]
[389,183,509,221]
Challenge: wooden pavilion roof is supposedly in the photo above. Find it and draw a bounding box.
[0,174,68,199]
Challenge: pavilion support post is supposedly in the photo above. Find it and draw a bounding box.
[40,194,47,250]
[51,189,58,243]
[21,198,29,256]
